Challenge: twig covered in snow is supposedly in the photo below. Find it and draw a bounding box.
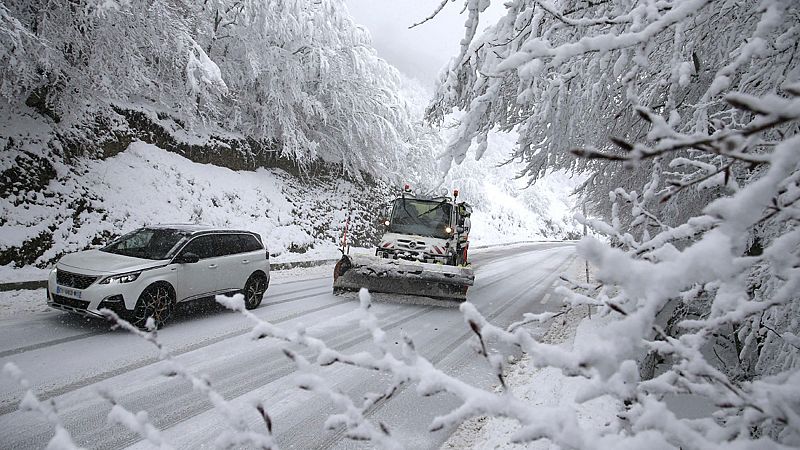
[2,362,84,450]
[94,388,173,450]
[217,289,614,449]
[100,310,276,450]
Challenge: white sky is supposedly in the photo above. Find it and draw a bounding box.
[344,0,506,87]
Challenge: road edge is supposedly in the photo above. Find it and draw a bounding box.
[0,241,575,291]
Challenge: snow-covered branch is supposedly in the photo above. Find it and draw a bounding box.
[2,363,84,450]
[100,311,276,449]
[423,0,800,447]
[216,289,613,449]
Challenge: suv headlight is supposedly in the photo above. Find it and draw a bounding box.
[99,271,141,285]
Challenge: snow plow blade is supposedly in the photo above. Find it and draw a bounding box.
[332,254,474,301]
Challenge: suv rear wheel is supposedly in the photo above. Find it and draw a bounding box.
[244,273,268,310]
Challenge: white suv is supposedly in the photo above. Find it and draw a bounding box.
[47,224,270,327]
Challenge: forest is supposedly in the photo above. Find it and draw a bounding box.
[0,0,798,448]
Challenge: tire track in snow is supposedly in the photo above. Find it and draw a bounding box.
[0,244,563,359]
[0,243,575,448]
[101,305,441,450]
[131,245,575,450]
[314,252,576,449]
[76,248,572,449]
[0,330,109,359]
[0,283,331,359]
[0,304,439,449]
[0,291,341,417]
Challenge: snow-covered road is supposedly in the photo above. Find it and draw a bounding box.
[0,242,576,449]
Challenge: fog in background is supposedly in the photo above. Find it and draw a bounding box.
[344,0,506,89]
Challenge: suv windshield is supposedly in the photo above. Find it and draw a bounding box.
[101,228,192,260]
[388,199,453,239]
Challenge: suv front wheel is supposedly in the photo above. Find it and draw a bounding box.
[132,282,176,329]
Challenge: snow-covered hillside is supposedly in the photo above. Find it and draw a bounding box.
[399,76,584,245]
[443,131,583,245]
[1,140,386,271]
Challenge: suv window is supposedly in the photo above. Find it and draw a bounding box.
[217,234,245,256]
[179,235,219,260]
[239,234,263,253]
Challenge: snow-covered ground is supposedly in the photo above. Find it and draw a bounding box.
[0,289,49,320]
[0,243,579,449]
[442,258,612,449]
[444,312,617,449]
[1,140,368,267]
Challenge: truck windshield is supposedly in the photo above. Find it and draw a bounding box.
[388,199,453,239]
[101,228,191,260]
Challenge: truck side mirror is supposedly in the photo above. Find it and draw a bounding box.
[460,217,471,234]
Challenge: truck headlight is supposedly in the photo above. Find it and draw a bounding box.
[99,271,141,285]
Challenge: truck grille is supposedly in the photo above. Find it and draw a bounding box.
[56,270,98,289]
[396,239,427,251]
[52,294,90,310]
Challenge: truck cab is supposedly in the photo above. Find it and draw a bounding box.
[332,186,475,301]
[376,191,471,266]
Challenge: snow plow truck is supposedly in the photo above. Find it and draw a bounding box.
[332,185,474,301]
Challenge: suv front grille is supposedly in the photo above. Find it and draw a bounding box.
[56,270,98,289]
[52,294,90,310]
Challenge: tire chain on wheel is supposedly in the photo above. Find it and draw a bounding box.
[135,284,175,329]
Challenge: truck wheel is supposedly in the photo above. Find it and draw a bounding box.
[133,282,176,329]
[244,273,268,310]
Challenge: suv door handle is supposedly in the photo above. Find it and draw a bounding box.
[241,260,250,264]
[208,264,218,269]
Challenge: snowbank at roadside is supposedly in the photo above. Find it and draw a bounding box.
[0,266,50,284]
[0,289,50,321]
[444,310,619,449]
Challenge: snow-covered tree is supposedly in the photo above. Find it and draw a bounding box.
[419,0,800,447]
[0,0,414,175]
[193,0,413,173]
[428,0,798,223]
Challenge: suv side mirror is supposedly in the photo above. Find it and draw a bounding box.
[175,252,200,264]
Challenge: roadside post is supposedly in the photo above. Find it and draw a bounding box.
[583,200,591,319]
